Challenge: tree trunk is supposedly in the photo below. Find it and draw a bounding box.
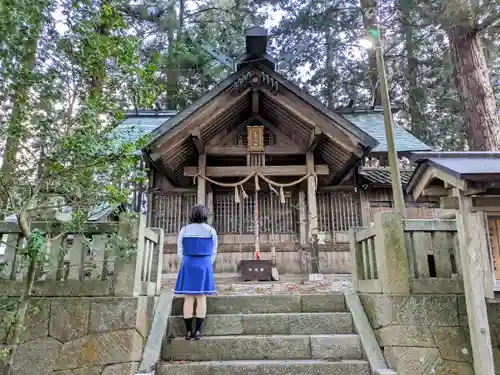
[448,25,500,151]
[360,0,381,106]
[400,0,426,141]
[0,37,38,213]
[325,27,334,108]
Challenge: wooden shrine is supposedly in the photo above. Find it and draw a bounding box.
[122,27,441,275]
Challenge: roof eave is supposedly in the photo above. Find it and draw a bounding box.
[257,64,379,150]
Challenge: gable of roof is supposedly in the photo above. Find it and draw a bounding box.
[145,63,380,151]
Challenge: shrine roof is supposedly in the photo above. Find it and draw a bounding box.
[358,166,415,185]
[410,152,500,180]
[406,152,500,196]
[342,111,431,153]
[113,109,431,154]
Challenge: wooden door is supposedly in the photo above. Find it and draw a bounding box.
[487,217,500,280]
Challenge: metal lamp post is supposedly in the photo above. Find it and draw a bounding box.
[362,4,407,218]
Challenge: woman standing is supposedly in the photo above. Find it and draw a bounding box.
[174,204,217,340]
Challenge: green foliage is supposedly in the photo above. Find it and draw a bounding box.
[0,0,156,222]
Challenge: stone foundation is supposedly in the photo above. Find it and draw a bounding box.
[1,296,156,375]
[360,293,500,375]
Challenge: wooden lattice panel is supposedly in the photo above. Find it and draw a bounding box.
[247,126,264,152]
[488,217,500,280]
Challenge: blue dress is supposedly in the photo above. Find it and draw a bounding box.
[174,223,217,295]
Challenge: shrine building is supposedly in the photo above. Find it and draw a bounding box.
[115,27,438,275]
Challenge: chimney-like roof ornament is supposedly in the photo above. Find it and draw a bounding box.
[237,26,277,71]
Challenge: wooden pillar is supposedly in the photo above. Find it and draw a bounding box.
[456,191,495,375]
[299,190,307,246]
[306,152,319,273]
[146,168,154,227]
[206,185,213,225]
[197,154,206,205]
[254,188,260,257]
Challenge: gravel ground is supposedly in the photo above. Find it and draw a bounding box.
[161,274,353,295]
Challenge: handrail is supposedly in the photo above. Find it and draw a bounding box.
[344,291,397,375]
[136,291,173,375]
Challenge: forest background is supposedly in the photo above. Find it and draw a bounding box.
[1,0,499,162]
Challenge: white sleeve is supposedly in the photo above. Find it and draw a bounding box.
[177,227,185,263]
[211,227,218,265]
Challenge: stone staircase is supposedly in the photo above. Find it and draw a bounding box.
[157,294,371,375]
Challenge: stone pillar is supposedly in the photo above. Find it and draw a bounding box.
[197,154,206,205]
[374,211,410,293]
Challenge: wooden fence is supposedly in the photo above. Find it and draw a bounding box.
[0,214,164,297]
[350,211,463,294]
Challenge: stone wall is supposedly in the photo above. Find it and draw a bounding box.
[360,293,500,375]
[1,296,156,375]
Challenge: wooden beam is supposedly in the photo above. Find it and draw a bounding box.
[260,87,363,156]
[191,129,205,155]
[422,187,451,197]
[252,88,259,114]
[149,159,183,187]
[455,191,495,375]
[206,145,303,156]
[442,196,500,212]
[412,167,435,200]
[184,165,329,177]
[308,126,323,152]
[440,196,458,209]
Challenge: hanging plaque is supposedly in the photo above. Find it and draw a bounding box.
[247,126,264,152]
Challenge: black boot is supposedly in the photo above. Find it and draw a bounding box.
[184,317,194,340]
[194,318,204,340]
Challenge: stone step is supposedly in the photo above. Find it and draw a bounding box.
[158,359,370,375]
[168,313,353,337]
[171,294,346,315]
[162,334,362,362]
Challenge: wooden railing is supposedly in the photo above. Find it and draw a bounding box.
[403,220,461,293]
[350,227,378,292]
[0,213,164,297]
[350,211,463,294]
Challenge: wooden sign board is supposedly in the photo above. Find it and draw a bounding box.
[247,126,264,152]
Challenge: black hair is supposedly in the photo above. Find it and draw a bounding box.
[189,204,208,223]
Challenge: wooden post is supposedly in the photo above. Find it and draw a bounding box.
[456,191,495,375]
[254,188,260,257]
[299,190,307,246]
[306,152,319,273]
[146,169,154,227]
[197,154,206,205]
[206,187,214,225]
[150,227,164,295]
